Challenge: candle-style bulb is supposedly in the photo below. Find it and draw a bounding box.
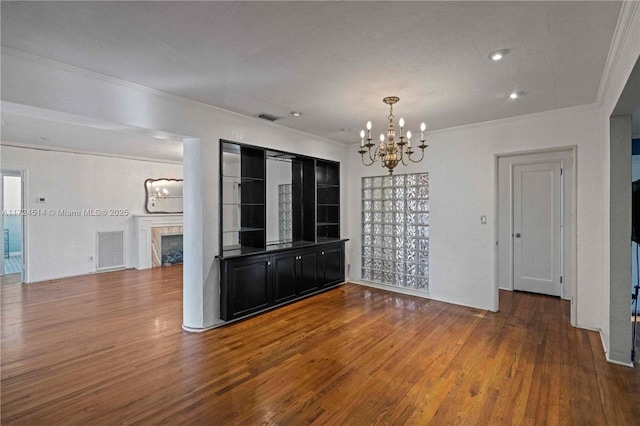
[380,133,385,142]
[420,122,426,132]
[399,118,405,128]
[407,131,412,147]
[360,129,365,138]
[367,121,372,130]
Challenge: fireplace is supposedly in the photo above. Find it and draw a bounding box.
[134,214,183,270]
[151,226,183,267]
[160,234,183,266]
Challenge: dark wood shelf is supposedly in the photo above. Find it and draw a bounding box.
[219,140,343,322]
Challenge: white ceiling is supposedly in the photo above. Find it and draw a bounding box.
[1,112,183,163]
[0,1,627,154]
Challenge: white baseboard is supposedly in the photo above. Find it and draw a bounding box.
[351,280,490,311]
[598,330,635,368]
[352,279,430,300]
[182,319,225,333]
[606,356,634,368]
[26,267,129,284]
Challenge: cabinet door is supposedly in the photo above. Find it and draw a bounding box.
[272,253,298,303]
[298,251,319,295]
[318,244,344,287]
[226,256,271,319]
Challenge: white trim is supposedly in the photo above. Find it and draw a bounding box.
[596,1,640,107]
[606,357,634,368]
[1,141,183,165]
[353,279,430,299]
[494,147,577,325]
[182,320,225,333]
[349,104,600,149]
[0,167,28,282]
[353,279,491,312]
[134,215,184,270]
[350,104,602,149]
[601,327,635,368]
[23,267,133,285]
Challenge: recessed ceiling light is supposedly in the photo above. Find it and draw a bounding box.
[489,49,509,61]
[509,91,525,99]
[290,111,302,117]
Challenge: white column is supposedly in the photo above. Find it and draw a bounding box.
[183,138,205,330]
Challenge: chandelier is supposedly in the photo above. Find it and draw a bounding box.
[357,96,428,174]
[148,185,170,207]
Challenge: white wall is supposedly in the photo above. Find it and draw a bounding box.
[347,105,604,328]
[0,49,349,329]
[0,145,182,282]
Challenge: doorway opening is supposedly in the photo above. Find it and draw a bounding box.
[1,170,24,280]
[496,148,576,325]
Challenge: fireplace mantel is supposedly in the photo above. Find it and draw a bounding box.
[134,214,183,269]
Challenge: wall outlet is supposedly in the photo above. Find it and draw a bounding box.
[88,256,94,262]
[480,215,487,224]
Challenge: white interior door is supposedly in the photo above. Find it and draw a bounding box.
[513,162,562,296]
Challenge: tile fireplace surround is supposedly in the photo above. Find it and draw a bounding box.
[134,214,183,269]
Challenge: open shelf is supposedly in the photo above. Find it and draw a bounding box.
[315,160,340,240]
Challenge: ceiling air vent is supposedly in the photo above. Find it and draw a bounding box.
[256,113,282,122]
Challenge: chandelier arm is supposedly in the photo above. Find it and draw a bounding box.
[371,144,382,163]
[369,145,379,164]
[360,152,375,167]
[361,146,376,166]
[360,144,381,166]
[398,144,410,166]
[406,145,428,163]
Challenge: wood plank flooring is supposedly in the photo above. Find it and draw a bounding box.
[2,266,639,425]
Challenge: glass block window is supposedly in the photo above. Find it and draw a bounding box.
[362,173,429,291]
[278,184,293,243]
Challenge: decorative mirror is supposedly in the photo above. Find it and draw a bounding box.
[145,178,183,214]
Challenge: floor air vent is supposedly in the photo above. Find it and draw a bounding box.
[256,113,281,122]
[97,231,125,271]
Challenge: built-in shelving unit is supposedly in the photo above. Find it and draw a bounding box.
[218,139,346,321]
[315,160,340,240]
[221,144,266,252]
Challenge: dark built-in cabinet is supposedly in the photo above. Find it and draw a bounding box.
[220,241,345,320]
[218,140,347,321]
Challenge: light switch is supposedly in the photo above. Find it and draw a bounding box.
[480,215,487,224]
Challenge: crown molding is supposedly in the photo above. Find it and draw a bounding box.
[0,141,183,165]
[348,102,600,147]
[596,1,640,107]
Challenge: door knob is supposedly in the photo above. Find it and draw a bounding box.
[515,233,521,238]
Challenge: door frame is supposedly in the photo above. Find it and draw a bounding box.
[494,147,577,326]
[1,168,28,282]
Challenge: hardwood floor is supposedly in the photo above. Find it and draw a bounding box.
[2,266,639,425]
